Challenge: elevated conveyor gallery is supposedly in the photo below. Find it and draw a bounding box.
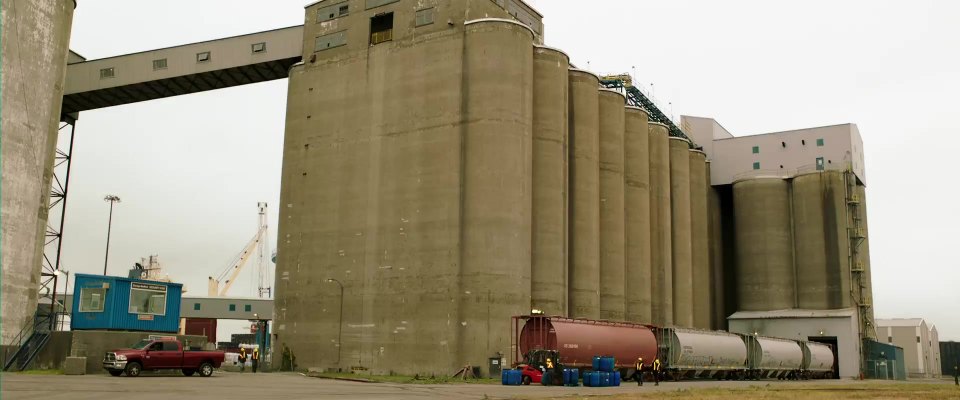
[62,25,304,114]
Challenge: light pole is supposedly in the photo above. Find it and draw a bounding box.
[326,278,344,370]
[103,195,121,275]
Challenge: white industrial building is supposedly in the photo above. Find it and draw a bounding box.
[876,318,942,378]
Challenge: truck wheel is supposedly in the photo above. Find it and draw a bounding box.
[124,362,142,377]
[198,362,214,377]
[108,370,123,377]
[182,369,196,376]
[522,375,531,385]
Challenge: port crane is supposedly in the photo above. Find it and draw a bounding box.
[207,202,272,298]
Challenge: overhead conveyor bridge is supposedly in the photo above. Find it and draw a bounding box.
[62,25,304,114]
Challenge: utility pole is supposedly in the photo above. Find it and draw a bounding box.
[326,278,344,371]
[103,195,121,275]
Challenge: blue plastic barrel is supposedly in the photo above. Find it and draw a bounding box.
[590,371,601,387]
[502,370,510,385]
[613,371,621,386]
[571,369,579,386]
[592,356,601,371]
[513,370,522,385]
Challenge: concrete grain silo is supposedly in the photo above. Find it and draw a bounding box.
[623,106,652,323]
[0,0,76,343]
[706,161,727,329]
[531,46,570,316]
[567,69,601,319]
[647,122,673,326]
[688,150,711,329]
[459,18,534,369]
[791,171,849,310]
[598,89,626,321]
[669,138,694,328]
[733,178,795,311]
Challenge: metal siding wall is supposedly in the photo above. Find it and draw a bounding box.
[70,274,181,333]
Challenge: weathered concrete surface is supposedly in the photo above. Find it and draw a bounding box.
[647,123,672,326]
[458,19,534,370]
[688,151,710,330]
[733,178,795,311]
[566,70,601,320]
[276,2,535,377]
[530,46,569,317]
[792,172,848,310]
[1,0,75,344]
[597,90,626,321]
[63,357,86,375]
[623,107,651,323]
[669,138,693,328]
[706,163,727,330]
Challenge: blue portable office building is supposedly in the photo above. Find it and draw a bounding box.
[71,274,183,333]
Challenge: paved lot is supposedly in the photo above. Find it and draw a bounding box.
[1,372,954,400]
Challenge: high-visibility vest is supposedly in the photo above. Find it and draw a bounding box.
[546,359,554,369]
[653,359,661,371]
[636,360,643,370]
[253,350,260,360]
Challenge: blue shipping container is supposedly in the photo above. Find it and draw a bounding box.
[71,274,183,333]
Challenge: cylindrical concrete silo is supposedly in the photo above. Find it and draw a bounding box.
[567,69,601,319]
[648,123,673,326]
[460,19,534,367]
[688,150,710,329]
[598,89,626,321]
[624,106,651,323]
[531,45,570,316]
[1,0,76,344]
[733,178,795,311]
[792,171,850,310]
[706,161,726,329]
[669,138,693,328]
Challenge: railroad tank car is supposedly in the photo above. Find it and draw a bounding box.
[802,341,836,379]
[514,316,657,369]
[656,327,748,379]
[742,335,804,379]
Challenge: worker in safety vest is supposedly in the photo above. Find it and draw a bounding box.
[652,358,662,386]
[635,357,644,386]
[252,348,260,373]
[238,347,247,372]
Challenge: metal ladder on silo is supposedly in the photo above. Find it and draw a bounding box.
[844,169,871,378]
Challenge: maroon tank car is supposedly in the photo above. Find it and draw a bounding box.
[513,315,658,368]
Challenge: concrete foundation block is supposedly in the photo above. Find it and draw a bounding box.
[64,357,86,375]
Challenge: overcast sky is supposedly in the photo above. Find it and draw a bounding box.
[64,1,960,341]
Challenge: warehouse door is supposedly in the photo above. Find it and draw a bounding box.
[808,336,840,379]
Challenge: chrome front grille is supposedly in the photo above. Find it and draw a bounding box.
[104,352,116,362]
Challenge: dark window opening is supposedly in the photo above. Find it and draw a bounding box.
[781,141,786,148]
[245,304,252,312]
[802,139,806,145]
[229,304,236,312]
[340,5,349,15]
[193,303,201,311]
[370,13,394,45]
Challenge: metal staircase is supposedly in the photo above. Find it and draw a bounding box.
[2,313,55,371]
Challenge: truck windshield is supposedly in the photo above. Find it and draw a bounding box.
[131,340,153,349]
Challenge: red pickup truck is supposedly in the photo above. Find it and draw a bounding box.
[103,339,225,377]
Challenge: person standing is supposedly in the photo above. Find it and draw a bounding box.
[238,347,247,372]
[252,347,260,373]
[954,363,958,386]
[652,357,662,386]
[635,357,644,386]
